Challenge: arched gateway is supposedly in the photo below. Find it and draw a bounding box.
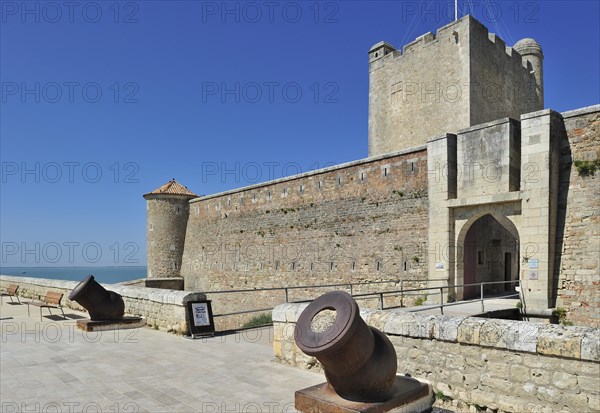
[459,214,519,300]
[427,111,562,313]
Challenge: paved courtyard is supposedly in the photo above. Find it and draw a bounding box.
[0,302,322,413]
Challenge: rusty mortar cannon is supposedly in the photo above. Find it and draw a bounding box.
[69,275,125,321]
[294,290,398,402]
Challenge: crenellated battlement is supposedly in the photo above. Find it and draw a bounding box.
[371,16,534,73]
[368,14,543,157]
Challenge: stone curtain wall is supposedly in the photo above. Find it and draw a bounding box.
[273,303,600,413]
[181,148,429,293]
[556,106,600,327]
[0,275,203,334]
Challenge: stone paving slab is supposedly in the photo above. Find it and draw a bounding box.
[0,302,323,413]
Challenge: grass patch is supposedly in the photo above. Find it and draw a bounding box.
[554,307,574,326]
[414,296,426,306]
[574,159,599,177]
[242,313,273,329]
[434,390,452,402]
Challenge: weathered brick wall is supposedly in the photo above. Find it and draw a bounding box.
[556,106,600,327]
[273,303,600,413]
[181,148,429,296]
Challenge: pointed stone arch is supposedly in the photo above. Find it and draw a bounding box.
[455,211,520,300]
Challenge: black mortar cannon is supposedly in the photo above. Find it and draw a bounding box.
[69,275,125,321]
[294,291,398,402]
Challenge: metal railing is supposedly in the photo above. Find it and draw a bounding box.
[202,277,516,321]
[352,279,520,315]
[204,278,446,319]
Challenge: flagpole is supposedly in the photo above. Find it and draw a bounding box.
[455,0,458,21]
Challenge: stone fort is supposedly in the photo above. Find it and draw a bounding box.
[143,16,599,327]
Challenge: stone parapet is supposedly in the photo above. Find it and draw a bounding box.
[1,275,204,334]
[273,303,600,413]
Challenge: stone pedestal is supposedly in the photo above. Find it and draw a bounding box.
[295,376,433,413]
[76,316,145,332]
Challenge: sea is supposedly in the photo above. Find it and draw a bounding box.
[0,266,146,284]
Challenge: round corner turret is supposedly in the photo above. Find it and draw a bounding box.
[514,38,544,108]
[513,38,543,57]
[144,179,197,279]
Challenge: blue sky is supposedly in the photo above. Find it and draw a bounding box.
[1,0,599,267]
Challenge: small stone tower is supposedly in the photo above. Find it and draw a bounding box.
[513,38,544,107]
[143,180,197,284]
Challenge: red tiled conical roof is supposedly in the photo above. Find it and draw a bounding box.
[143,179,197,198]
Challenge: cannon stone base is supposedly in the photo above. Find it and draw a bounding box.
[295,376,433,413]
[76,316,145,332]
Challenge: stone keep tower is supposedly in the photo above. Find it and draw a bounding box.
[368,15,544,156]
[144,180,197,282]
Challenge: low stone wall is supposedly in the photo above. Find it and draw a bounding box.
[0,275,204,334]
[273,303,600,413]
